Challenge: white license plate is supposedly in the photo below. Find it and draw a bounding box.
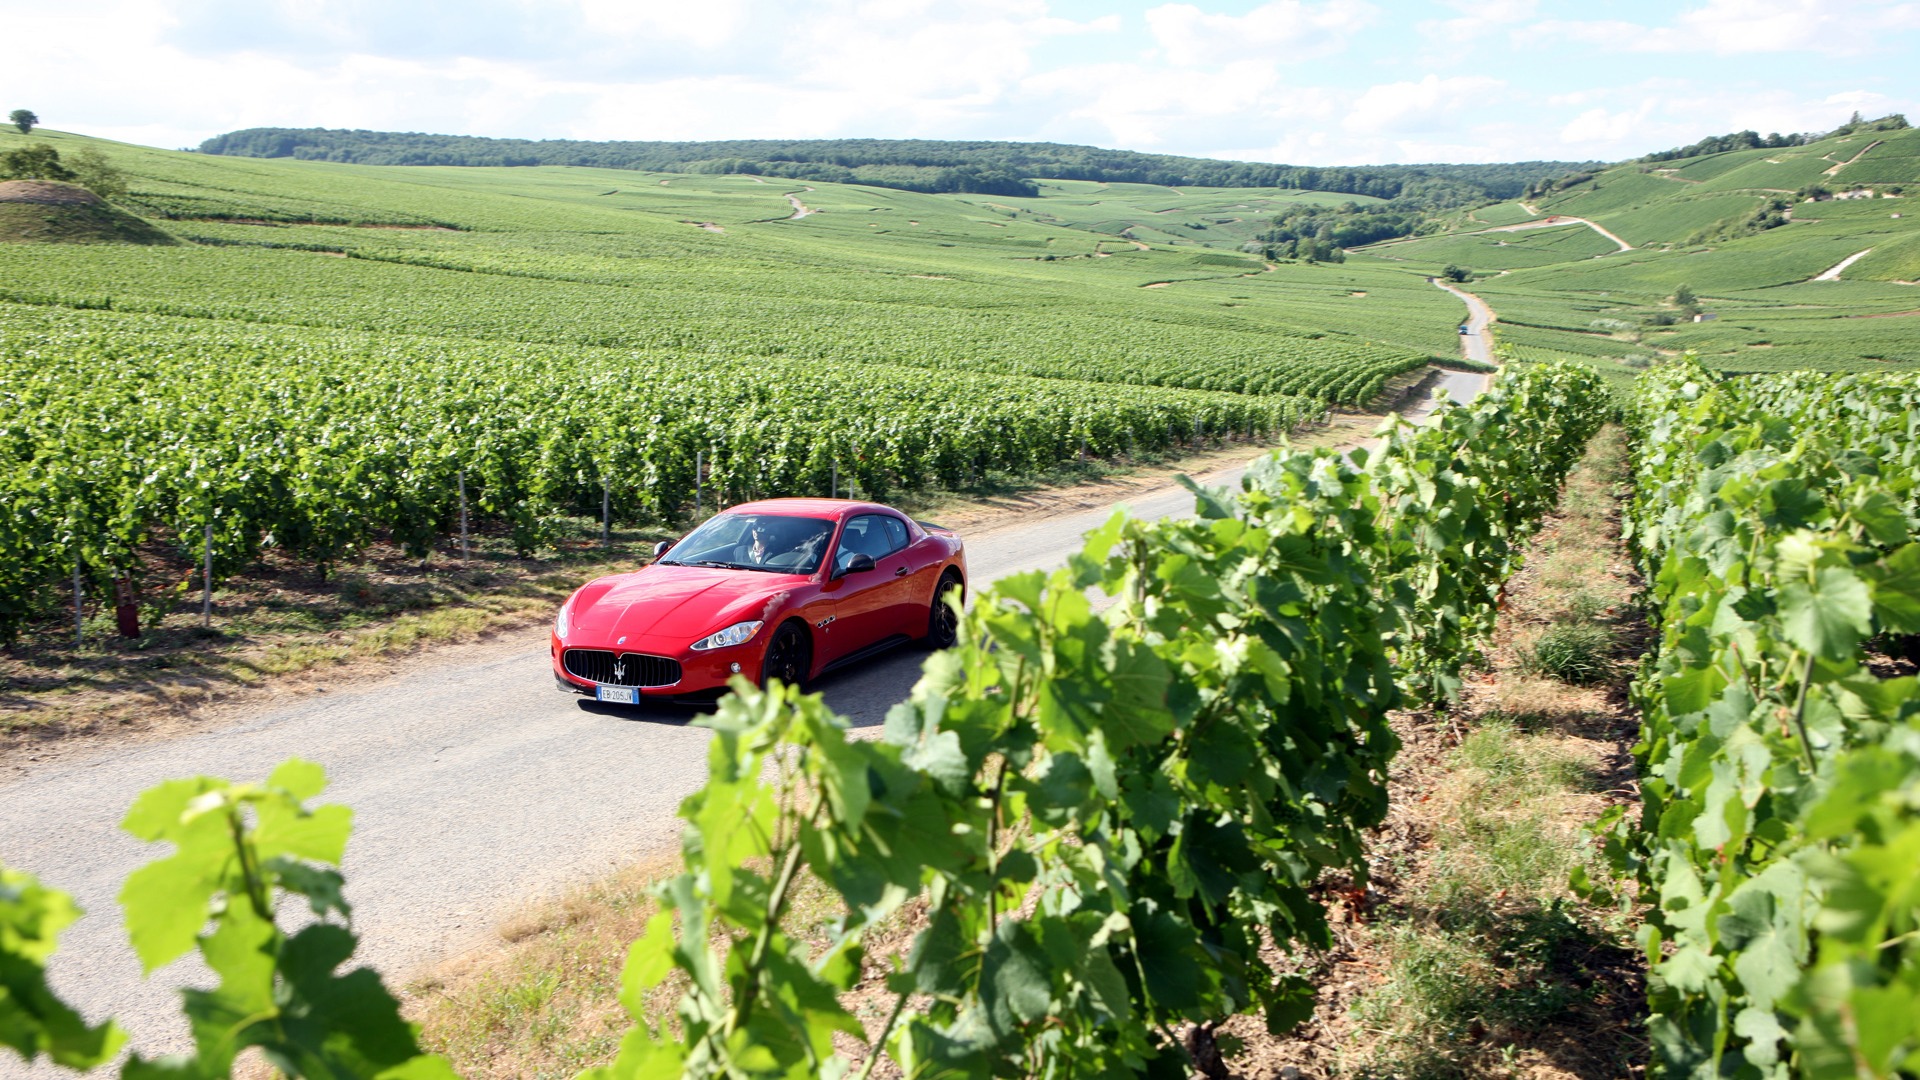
[596,684,638,705]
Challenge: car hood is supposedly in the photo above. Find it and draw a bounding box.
[568,565,799,645]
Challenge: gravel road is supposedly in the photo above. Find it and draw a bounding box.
[0,367,1487,1071]
[1434,279,1496,366]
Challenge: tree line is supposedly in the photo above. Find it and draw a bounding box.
[1638,111,1910,164]
[196,128,1592,202]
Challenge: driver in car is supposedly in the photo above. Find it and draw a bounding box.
[737,519,831,569]
[743,521,779,565]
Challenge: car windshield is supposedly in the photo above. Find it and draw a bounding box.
[660,513,836,574]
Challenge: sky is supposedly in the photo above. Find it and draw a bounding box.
[6,0,1918,166]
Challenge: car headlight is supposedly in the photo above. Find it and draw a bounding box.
[691,620,763,651]
[554,603,570,640]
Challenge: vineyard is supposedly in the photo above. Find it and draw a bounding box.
[0,129,1494,648]
[0,301,1326,644]
[1600,362,1920,1077]
[2,360,1614,1077]
[0,128,1462,385]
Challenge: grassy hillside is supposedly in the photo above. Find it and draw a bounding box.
[1348,126,1920,374]
[0,128,1473,401]
[952,180,1379,251]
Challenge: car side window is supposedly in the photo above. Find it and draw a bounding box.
[880,515,909,553]
[836,515,896,571]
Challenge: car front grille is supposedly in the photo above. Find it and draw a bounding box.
[562,649,682,688]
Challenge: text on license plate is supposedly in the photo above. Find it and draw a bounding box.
[596,684,638,705]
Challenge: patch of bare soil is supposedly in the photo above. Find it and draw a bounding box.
[0,180,103,205]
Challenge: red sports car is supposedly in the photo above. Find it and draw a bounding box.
[551,499,967,705]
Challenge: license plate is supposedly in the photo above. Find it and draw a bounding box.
[596,684,638,705]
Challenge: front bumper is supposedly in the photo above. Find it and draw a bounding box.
[551,632,761,704]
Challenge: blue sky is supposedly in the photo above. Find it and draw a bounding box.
[7,0,1918,165]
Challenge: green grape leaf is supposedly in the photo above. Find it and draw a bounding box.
[1777,566,1873,659]
[1868,543,1920,633]
[0,867,128,1069]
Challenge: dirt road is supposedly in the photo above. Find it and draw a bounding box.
[1482,215,1633,253]
[1814,247,1874,281]
[1433,279,1496,365]
[1,368,1489,1068]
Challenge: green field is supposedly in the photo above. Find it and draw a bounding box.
[1360,221,1619,270]
[1462,201,1537,227]
[0,129,1463,392]
[1377,126,1920,374]
[953,180,1380,251]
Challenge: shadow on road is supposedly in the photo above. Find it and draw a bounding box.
[574,698,705,725]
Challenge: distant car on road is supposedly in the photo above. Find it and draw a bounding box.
[552,499,966,705]
[1458,324,1470,334]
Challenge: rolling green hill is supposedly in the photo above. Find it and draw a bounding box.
[0,128,1468,395]
[1349,125,1920,374]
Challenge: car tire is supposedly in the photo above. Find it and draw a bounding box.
[761,622,811,690]
[925,572,963,650]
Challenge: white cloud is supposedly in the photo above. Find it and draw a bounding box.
[1419,0,1536,44]
[1346,74,1504,134]
[1530,0,1920,57]
[1559,100,1659,146]
[1,0,1916,166]
[1144,0,1376,66]
[574,0,751,47]
[1021,59,1299,147]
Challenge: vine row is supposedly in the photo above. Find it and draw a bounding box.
[1597,360,1920,1077]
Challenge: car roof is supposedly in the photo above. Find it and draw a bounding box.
[724,498,894,519]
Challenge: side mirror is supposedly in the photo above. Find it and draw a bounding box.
[834,553,875,579]
[653,541,672,561]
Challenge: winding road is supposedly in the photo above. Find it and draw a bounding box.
[1433,278,1496,365]
[2,368,1489,1072]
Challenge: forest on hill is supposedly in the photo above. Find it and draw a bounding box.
[196,128,1592,202]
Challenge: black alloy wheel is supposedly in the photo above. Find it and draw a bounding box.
[926,573,962,649]
[761,623,810,690]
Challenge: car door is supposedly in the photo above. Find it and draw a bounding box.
[825,514,915,656]
[878,513,938,636]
